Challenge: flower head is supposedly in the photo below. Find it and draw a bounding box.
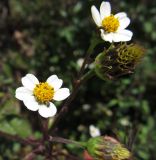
[89,125,101,137]
[15,74,70,118]
[86,136,131,160]
[91,1,133,42]
[95,43,145,80]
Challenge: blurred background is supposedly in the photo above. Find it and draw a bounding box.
[0,0,156,159]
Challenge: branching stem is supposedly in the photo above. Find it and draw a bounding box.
[49,36,101,132]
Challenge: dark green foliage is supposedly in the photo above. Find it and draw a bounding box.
[0,0,156,159]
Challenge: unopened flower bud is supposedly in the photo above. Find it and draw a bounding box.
[95,43,145,80]
[86,136,131,160]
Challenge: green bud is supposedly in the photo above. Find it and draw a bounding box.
[95,43,145,80]
[86,136,131,160]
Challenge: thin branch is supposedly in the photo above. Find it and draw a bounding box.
[24,145,45,160]
[48,37,100,133]
[49,136,86,148]
[38,116,52,158]
[77,45,93,78]
[49,69,95,132]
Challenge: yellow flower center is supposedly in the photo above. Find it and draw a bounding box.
[33,82,54,103]
[102,15,119,33]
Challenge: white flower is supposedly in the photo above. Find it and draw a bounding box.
[15,74,70,118]
[77,58,84,68]
[91,1,133,42]
[89,125,101,137]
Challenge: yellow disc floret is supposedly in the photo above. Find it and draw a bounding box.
[33,82,54,103]
[102,15,119,33]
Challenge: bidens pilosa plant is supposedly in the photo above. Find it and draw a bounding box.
[0,1,145,160]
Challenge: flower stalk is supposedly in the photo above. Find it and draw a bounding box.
[49,136,87,148]
[80,69,95,83]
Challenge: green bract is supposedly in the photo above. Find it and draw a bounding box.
[86,136,131,160]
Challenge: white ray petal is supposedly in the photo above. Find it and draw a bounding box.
[53,88,70,101]
[100,30,113,42]
[38,103,57,118]
[46,75,58,83]
[100,1,111,19]
[47,75,63,91]
[15,87,32,101]
[22,74,39,90]
[115,12,127,20]
[118,17,130,30]
[23,96,40,111]
[91,6,101,27]
[112,30,133,42]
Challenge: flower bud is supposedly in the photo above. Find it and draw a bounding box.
[95,43,145,80]
[86,136,131,160]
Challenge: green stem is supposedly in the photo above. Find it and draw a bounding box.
[107,42,115,51]
[80,69,95,83]
[78,35,102,78]
[49,136,87,149]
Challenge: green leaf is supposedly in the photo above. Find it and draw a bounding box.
[0,99,20,118]
[10,117,32,138]
[0,117,32,138]
[0,120,16,135]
